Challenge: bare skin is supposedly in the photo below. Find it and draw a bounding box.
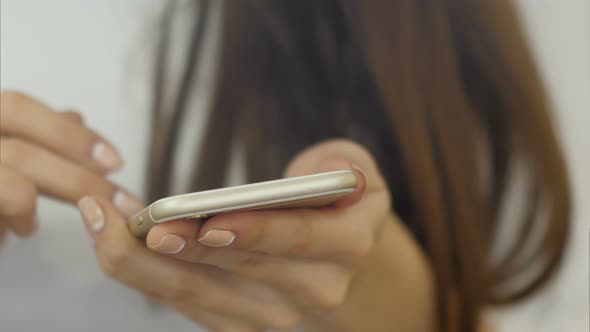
[0,91,143,241]
[78,140,436,331]
[2,91,492,331]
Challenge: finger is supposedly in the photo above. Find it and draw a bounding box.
[315,158,367,208]
[77,196,301,330]
[143,279,262,332]
[172,304,262,332]
[145,163,367,261]
[155,171,390,264]
[148,222,353,312]
[184,140,388,262]
[194,267,301,331]
[0,167,37,236]
[1,91,122,172]
[60,110,84,124]
[152,140,388,262]
[283,139,388,194]
[0,223,8,246]
[1,138,143,218]
[146,218,202,254]
[190,203,378,264]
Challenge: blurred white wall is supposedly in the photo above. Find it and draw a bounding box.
[1,0,161,196]
[0,0,588,331]
[0,0,161,267]
[492,1,590,330]
[0,2,202,332]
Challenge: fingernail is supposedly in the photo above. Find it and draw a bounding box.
[113,191,145,219]
[78,197,105,233]
[92,142,122,171]
[148,234,186,254]
[198,230,236,247]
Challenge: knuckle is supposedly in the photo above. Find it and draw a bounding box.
[71,171,114,199]
[2,198,35,219]
[342,221,375,263]
[105,248,131,270]
[191,245,213,262]
[1,90,29,110]
[287,266,352,312]
[51,119,77,141]
[374,189,393,211]
[217,327,256,332]
[235,253,266,272]
[267,310,302,330]
[349,232,374,262]
[8,217,36,237]
[0,184,36,219]
[315,292,346,311]
[166,273,203,305]
[248,215,269,251]
[95,241,136,279]
[283,275,346,311]
[312,275,351,310]
[96,251,120,279]
[167,284,192,304]
[1,138,30,165]
[0,225,7,240]
[173,240,211,263]
[18,182,37,204]
[51,115,93,148]
[286,213,312,255]
[141,289,166,304]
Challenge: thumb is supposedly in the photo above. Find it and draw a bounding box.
[77,196,142,256]
[283,139,389,205]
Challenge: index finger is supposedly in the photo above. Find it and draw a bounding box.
[1,91,122,172]
[193,168,389,263]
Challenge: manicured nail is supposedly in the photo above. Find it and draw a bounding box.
[113,191,145,219]
[92,142,122,171]
[78,197,105,233]
[198,230,236,247]
[148,234,186,254]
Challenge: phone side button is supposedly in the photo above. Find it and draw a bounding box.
[128,208,156,238]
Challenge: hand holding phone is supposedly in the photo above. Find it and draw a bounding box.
[128,170,357,237]
[78,140,429,332]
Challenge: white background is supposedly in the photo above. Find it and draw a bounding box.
[1,1,588,331]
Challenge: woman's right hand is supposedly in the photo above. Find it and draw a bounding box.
[0,91,143,243]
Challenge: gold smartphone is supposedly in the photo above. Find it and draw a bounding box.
[128,170,357,237]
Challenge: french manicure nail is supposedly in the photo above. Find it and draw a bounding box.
[113,191,145,219]
[78,197,105,233]
[198,230,236,247]
[92,142,122,171]
[148,234,186,254]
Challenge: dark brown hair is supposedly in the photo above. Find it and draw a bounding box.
[147,1,571,331]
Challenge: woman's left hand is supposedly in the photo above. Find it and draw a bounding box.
[77,140,434,332]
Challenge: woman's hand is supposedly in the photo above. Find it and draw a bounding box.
[0,91,143,243]
[77,140,434,332]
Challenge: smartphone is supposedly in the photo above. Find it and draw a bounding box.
[128,170,357,237]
